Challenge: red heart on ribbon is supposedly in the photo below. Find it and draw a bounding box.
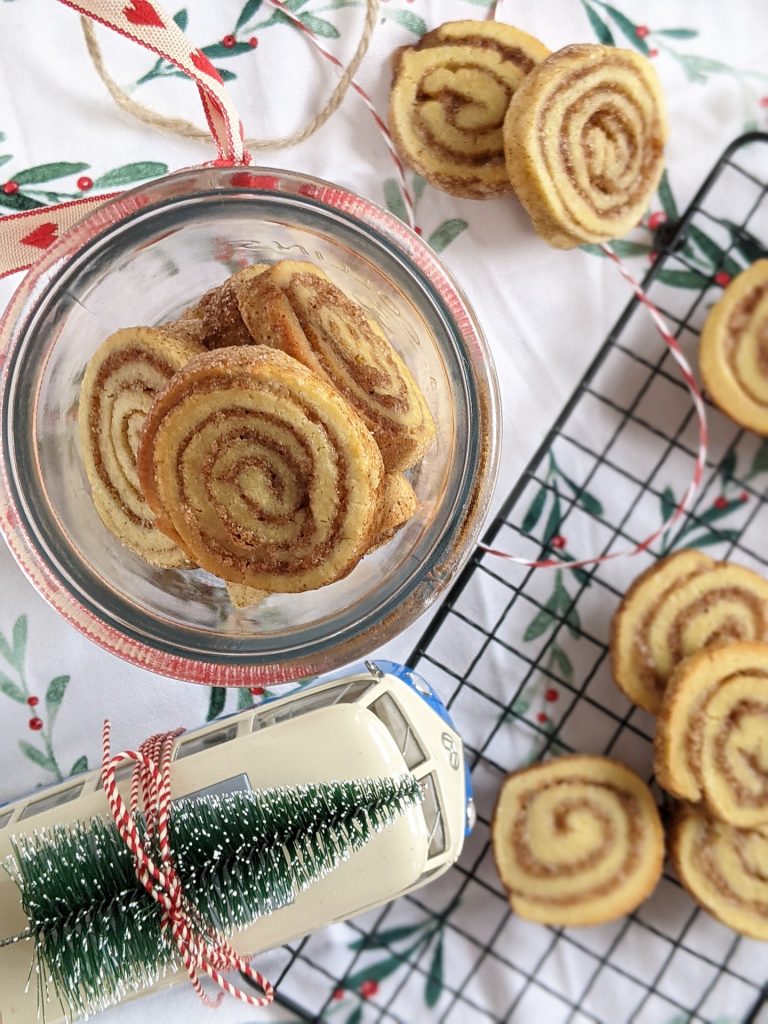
[190,49,223,82]
[123,0,165,28]
[20,222,58,249]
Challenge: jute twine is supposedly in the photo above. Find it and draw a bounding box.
[80,0,379,150]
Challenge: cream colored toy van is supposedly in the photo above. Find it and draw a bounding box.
[0,660,473,1022]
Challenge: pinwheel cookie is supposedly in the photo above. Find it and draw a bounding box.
[78,325,205,567]
[389,20,549,198]
[504,44,667,247]
[670,803,768,940]
[700,260,768,435]
[611,551,768,713]
[492,755,663,926]
[137,347,386,593]
[655,642,768,829]
[235,261,436,472]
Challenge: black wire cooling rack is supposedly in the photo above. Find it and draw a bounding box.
[266,133,768,1024]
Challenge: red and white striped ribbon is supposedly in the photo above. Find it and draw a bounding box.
[480,244,708,570]
[101,721,274,1009]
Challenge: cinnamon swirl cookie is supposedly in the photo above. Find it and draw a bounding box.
[235,261,436,472]
[504,44,667,247]
[389,20,550,198]
[137,347,385,593]
[180,264,268,350]
[655,642,768,829]
[492,755,663,926]
[670,803,768,940]
[224,473,416,607]
[611,551,768,713]
[78,325,205,567]
[700,260,768,435]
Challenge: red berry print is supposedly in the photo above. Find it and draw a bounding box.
[332,988,344,1001]
[3,181,19,195]
[249,36,259,48]
[77,176,93,191]
[714,496,728,510]
[714,271,731,287]
[544,688,559,702]
[250,685,265,696]
[760,97,768,108]
[414,226,423,236]
[648,211,667,231]
[360,980,379,999]
[27,696,39,707]
[648,250,659,264]
[635,25,649,38]
[648,48,658,58]
[536,712,549,724]
[740,490,749,503]
[551,535,566,550]
[222,34,236,48]
[29,717,44,731]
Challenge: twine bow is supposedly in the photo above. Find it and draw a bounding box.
[101,721,274,1009]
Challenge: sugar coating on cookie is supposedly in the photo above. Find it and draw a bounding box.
[700,260,768,435]
[492,755,664,926]
[611,551,768,714]
[504,43,667,247]
[389,20,549,198]
[670,803,768,940]
[655,641,768,829]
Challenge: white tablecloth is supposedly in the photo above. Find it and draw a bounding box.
[1,1,767,1021]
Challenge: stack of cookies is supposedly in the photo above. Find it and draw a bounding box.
[78,261,435,608]
[389,20,668,248]
[611,551,768,939]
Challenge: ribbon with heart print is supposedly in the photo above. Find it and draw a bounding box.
[0,0,249,280]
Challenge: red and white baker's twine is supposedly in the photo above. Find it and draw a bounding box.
[264,0,415,226]
[101,721,274,1009]
[0,0,707,570]
[480,244,709,571]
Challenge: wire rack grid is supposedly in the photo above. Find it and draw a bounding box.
[265,133,768,1024]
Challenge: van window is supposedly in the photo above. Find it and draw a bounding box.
[369,693,425,769]
[19,784,84,820]
[255,680,372,730]
[420,772,446,858]
[175,724,238,760]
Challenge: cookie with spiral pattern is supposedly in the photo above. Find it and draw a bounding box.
[503,44,667,247]
[670,802,768,940]
[700,260,768,435]
[137,346,385,593]
[78,325,205,567]
[655,641,768,829]
[611,550,768,714]
[389,20,550,198]
[492,755,663,926]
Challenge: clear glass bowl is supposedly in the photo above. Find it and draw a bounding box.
[0,167,500,685]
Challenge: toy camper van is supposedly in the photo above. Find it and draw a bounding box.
[0,660,473,1022]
